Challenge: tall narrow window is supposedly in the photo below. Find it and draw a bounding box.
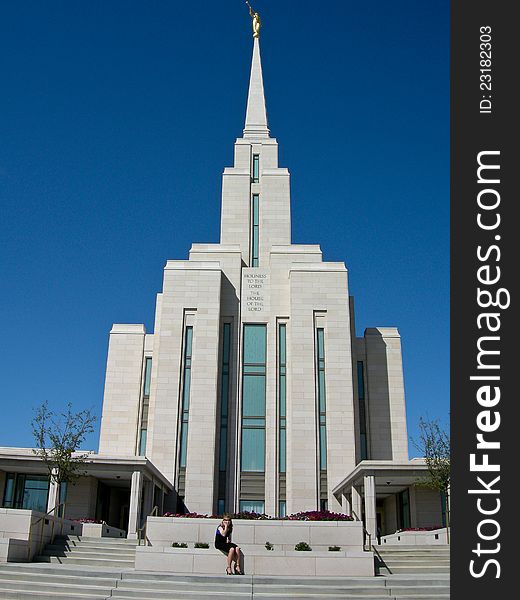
[138,357,152,456]
[252,154,260,183]
[316,328,327,471]
[217,322,232,511]
[440,490,447,527]
[219,323,231,471]
[278,324,287,473]
[2,473,15,508]
[397,489,411,529]
[357,361,368,460]
[241,324,266,472]
[251,194,259,267]
[179,327,193,468]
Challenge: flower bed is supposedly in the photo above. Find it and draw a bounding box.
[287,510,353,521]
[72,518,103,524]
[160,510,352,522]
[398,526,443,532]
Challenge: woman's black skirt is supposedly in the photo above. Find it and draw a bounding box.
[215,540,237,553]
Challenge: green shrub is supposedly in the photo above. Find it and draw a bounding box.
[265,541,274,551]
[171,542,188,548]
[294,541,312,551]
[328,545,341,551]
[194,542,209,549]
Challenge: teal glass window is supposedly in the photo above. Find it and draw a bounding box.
[143,357,152,397]
[179,326,193,468]
[242,376,266,416]
[440,490,447,527]
[279,500,286,518]
[397,489,411,529]
[316,328,327,470]
[251,194,259,267]
[278,324,287,474]
[139,428,147,456]
[243,323,266,364]
[217,498,225,515]
[2,473,15,508]
[219,323,231,471]
[252,154,260,183]
[241,427,265,472]
[239,500,265,514]
[241,324,266,472]
[2,474,50,513]
[139,357,152,457]
[357,361,368,460]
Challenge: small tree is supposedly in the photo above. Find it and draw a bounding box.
[32,401,96,513]
[412,417,450,543]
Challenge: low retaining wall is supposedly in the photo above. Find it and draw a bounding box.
[379,527,449,545]
[81,523,126,538]
[145,517,364,551]
[0,508,82,562]
[0,538,27,563]
[138,517,374,576]
[135,545,373,576]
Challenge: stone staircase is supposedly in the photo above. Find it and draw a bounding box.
[375,545,450,575]
[0,565,450,599]
[34,534,137,569]
[0,536,450,599]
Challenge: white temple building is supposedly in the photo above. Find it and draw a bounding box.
[0,33,445,542]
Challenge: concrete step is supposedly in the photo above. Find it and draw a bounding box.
[47,541,138,552]
[378,560,450,566]
[0,587,108,600]
[0,570,119,588]
[255,597,448,600]
[41,546,136,559]
[387,588,449,597]
[378,551,449,556]
[252,588,392,597]
[115,580,251,592]
[55,535,137,545]
[0,579,113,596]
[111,590,253,599]
[0,563,124,578]
[380,566,450,574]
[0,563,451,599]
[34,554,135,568]
[377,546,450,550]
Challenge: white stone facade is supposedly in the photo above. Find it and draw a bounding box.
[97,37,409,518]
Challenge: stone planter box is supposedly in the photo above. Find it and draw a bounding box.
[80,523,126,538]
[137,517,374,576]
[0,508,82,562]
[379,527,449,546]
[144,517,364,551]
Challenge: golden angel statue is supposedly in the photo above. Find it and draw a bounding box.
[245,1,261,38]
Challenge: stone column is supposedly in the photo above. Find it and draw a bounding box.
[363,475,377,541]
[409,485,418,528]
[127,471,143,539]
[46,468,59,513]
[351,485,362,521]
[341,492,352,516]
[141,479,154,527]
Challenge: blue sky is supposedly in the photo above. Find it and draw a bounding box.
[0,1,449,455]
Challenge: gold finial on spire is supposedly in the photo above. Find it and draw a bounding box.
[245,1,261,38]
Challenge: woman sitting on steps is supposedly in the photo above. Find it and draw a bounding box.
[214,514,243,575]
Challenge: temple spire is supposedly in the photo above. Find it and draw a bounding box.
[243,37,270,139]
